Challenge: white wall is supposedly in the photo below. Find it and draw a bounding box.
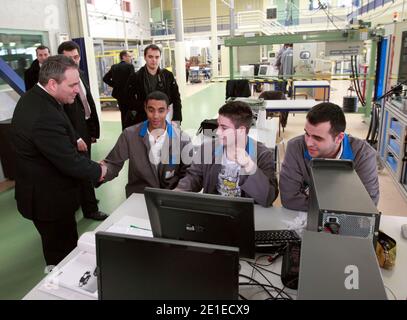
[0,0,70,54]
[87,0,150,41]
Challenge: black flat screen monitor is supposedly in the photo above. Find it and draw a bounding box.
[96,232,239,300]
[144,187,255,258]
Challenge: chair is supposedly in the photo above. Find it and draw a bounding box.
[258,90,289,133]
[225,79,251,100]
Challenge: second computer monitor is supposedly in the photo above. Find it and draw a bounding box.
[144,187,256,258]
[96,232,239,300]
[257,65,270,76]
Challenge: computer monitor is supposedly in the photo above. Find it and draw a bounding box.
[144,187,256,258]
[257,64,270,76]
[96,232,239,300]
[240,65,255,78]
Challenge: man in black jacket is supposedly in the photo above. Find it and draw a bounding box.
[12,55,107,267]
[24,45,50,90]
[58,41,107,221]
[103,50,135,130]
[126,44,182,128]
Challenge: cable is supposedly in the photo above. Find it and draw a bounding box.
[318,1,341,31]
[353,55,366,106]
[242,261,293,300]
[240,259,294,300]
[239,274,275,300]
[238,283,292,300]
[384,285,397,300]
[351,56,366,107]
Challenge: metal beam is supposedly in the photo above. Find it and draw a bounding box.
[224,30,380,47]
[0,57,25,96]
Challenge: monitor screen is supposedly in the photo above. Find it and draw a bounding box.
[96,232,239,300]
[240,65,255,77]
[144,187,255,258]
[258,65,269,76]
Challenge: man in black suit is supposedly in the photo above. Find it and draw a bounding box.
[12,55,107,267]
[58,41,107,221]
[24,45,50,91]
[103,50,135,130]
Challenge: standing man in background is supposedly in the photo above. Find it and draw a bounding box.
[24,45,50,90]
[12,55,107,268]
[280,43,293,97]
[58,41,107,221]
[126,44,182,128]
[103,50,135,131]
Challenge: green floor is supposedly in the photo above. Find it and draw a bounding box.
[0,83,225,299]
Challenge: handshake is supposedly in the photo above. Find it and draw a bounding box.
[99,160,108,182]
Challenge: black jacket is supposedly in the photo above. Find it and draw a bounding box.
[64,72,100,148]
[102,61,134,108]
[126,66,182,123]
[11,85,101,221]
[24,59,40,91]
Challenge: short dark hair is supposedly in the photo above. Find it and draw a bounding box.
[145,91,169,107]
[38,55,78,85]
[119,50,130,60]
[306,102,346,137]
[259,90,286,100]
[36,45,50,53]
[218,101,253,132]
[144,44,161,57]
[57,41,80,55]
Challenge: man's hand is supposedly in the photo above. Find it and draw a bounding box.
[77,138,88,152]
[99,161,107,182]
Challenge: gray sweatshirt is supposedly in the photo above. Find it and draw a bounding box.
[279,134,380,211]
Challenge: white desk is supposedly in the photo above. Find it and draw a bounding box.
[264,99,318,113]
[24,193,407,300]
[293,81,330,101]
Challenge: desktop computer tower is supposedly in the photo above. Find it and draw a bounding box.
[307,159,381,246]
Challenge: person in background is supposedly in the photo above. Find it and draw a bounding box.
[58,41,107,221]
[126,44,182,128]
[24,45,50,91]
[103,50,135,130]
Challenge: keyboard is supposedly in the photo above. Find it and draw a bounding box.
[255,230,300,251]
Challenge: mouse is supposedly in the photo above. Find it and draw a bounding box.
[402,224,407,240]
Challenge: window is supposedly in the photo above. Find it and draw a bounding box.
[0,29,48,86]
[122,1,131,13]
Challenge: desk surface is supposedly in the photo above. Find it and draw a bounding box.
[293,81,330,87]
[24,194,407,300]
[265,99,318,111]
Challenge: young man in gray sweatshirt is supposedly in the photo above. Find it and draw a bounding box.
[280,102,379,211]
[101,91,191,198]
[176,101,278,207]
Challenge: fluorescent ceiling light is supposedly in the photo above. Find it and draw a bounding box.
[9,42,16,47]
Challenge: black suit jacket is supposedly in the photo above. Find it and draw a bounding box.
[11,85,101,221]
[24,59,40,91]
[126,66,182,123]
[102,61,134,108]
[64,72,100,148]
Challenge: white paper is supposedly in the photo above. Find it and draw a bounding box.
[105,216,153,238]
